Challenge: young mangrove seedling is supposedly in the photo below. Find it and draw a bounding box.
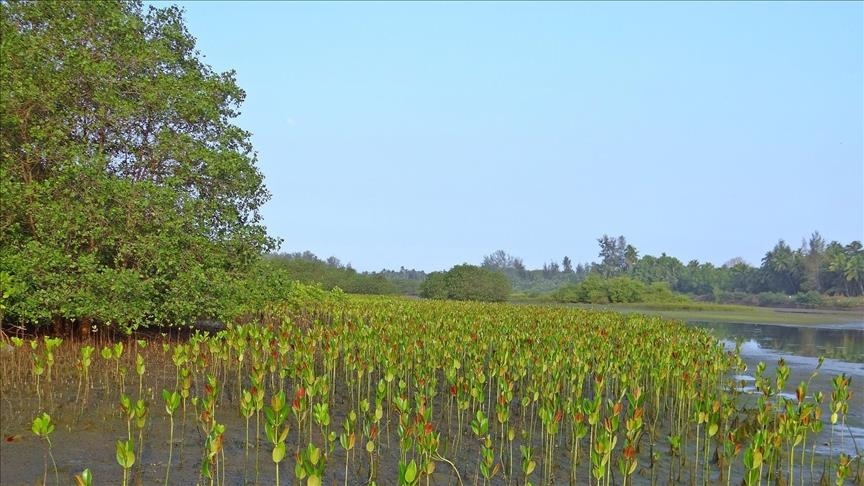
[32,412,58,486]
[73,468,93,486]
[398,459,420,486]
[116,439,135,486]
[295,442,326,486]
[162,389,180,486]
[265,390,290,486]
[339,411,357,486]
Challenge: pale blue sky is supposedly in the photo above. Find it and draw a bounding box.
[169,1,862,272]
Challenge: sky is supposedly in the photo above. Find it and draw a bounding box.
[167,1,862,272]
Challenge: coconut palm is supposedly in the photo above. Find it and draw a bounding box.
[844,253,864,296]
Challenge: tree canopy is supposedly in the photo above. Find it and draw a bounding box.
[1,0,275,330]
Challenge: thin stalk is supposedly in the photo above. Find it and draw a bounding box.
[165,414,175,486]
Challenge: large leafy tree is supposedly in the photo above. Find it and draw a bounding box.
[595,234,629,277]
[631,253,685,290]
[1,1,274,330]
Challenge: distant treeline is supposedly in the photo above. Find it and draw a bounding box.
[477,232,864,307]
[278,232,863,307]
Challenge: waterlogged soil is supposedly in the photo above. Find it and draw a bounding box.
[1,330,862,486]
[0,385,716,486]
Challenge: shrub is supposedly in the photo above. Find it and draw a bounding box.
[419,265,511,302]
[794,291,824,308]
[554,275,688,305]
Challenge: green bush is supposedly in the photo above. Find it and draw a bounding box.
[794,291,824,308]
[554,275,688,304]
[755,292,793,307]
[268,255,397,295]
[419,265,511,302]
[419,272,449,300]
[820,295,864,309]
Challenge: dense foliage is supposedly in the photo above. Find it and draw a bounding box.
[0,1,275,330]
[419,264,511,302]
[553,274,688,304]
[267,252,397,295]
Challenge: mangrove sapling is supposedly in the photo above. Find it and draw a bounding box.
[119,393,134,444]
[721,430,742,486]
[834,453,852,485]
[829,373,851,479]
[135,352,145,400]
[370,378,385,460]
[76,345,94,406]
[116,438,135,486]
[692,395,714,485]
[339,412,357,486]
[5,336,25,389]
[538,403,562,484]
[470,408,497,485]
[162,389,180,486]
[296,442,326,486]
[312,401,332,457]
[603,402,622,486]
[133,397,148,471]
[196,373,222,482]
[239,389,255,483]
[32,412,58,486]
[619,388,644,486]
[384,361,397,449]
[414,397,440,486]
[178,364,192,460]
[398,458,420,486]
[250,364,267,482]
[780,383,806,486]
[796,357,824,486]
[201,421,226,486]
[34,359,47,409]
[569,400,590,484]
[768,359,791,484]
[520,445,536,486]
[265,390,291,486]
[704,398,721,485]
[394,394,413,465]
[292,384,309,453]
[360,398,382,484]
[495,381,513,478]
[100,345,113,396]
[73,468,93,486]
[43,336,61,385]
[112,342,125,391]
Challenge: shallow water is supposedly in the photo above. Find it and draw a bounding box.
[2,321,862,485]
[690,321,864,458]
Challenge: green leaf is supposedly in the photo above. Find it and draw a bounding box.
[272,442,286,464]
[708,423,719,437]
[404,459,418,484]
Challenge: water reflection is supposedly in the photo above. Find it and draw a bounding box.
[689,321,864,456]
[690,321,864,363]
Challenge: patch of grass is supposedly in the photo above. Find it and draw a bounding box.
[563,302,863,325]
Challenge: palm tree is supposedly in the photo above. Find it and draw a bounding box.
[762,240,799,294]
[844,254,864,296]
[825,243,849,295]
